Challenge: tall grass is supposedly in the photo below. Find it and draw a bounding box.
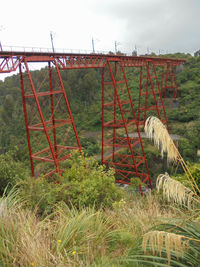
[0,190,180,266]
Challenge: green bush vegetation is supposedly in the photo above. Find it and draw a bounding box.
[17,152,123,216]
[0,149,29,195]
[79,136,100,156]
[174,161,200,189]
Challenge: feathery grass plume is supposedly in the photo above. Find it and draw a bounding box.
[142,230,188,265]
[144,116,178,162]
[145,116,200,196]
[157,173,194,209]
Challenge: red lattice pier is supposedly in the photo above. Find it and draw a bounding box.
[0,51,185,189]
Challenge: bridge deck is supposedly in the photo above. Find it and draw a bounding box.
[0,50,186,73]
[0,50,185,62]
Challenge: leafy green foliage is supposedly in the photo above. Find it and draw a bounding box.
[174,162,200,189]
[165,55,200,163]
[79,136,100,156]
[178,138,198,162]
[18,153,123,215]
[0,148,29,195]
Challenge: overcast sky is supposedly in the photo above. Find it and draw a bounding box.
[1,0,200,55]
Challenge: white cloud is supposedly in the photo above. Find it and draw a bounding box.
[0,0,199,54]
[90,0,200,54]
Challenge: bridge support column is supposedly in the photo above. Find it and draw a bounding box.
[19,60,81,180]
[161,63,179,99]
[102,60,152,190]
[138,61,168,130]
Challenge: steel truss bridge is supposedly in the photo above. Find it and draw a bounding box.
[0,50,185,191]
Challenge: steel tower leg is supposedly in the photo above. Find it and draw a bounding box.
[161,63,179,99]
[19,64,35,177]
[171,64,180,98]
[19,60,81,179]
[138,62,169,130]
[102,60,152,190]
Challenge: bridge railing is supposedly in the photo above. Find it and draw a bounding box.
[1,45,130,56]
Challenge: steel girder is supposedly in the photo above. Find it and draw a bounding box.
[0,54,24,73]
[0,51,185,71]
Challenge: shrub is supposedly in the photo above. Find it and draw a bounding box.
[174,162,200,190]
[178,138,197,162]
[18,152,124,215]
[0,149,29,195]
[61,153,123,208]
[79,136,100,156]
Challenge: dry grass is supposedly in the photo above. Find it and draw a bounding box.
[140,173,200,267]
[0,192,182,267]
[0,205,54,266]
[0,202,117,266]
[106,193,180,243]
